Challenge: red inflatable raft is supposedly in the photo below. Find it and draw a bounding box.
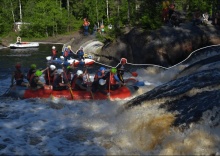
[9,85,138,100]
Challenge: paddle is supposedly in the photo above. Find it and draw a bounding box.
[108,72,111,99]
[63,70,74,100]
[85,69,94,100]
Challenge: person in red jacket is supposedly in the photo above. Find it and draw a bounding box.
[108,67,120,90]
[11,63,29,87]
[83,18,90,36]
[63,45,75,61]
[44,64,57,85]
[51,46,58,60]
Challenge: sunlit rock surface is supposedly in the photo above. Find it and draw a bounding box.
[99,23,220,67]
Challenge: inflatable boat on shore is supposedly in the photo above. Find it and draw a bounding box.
[9,42,39,49]
[46,56,95,67]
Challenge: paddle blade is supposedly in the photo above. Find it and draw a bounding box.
[131,72,138,77]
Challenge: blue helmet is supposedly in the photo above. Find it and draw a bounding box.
[99,67,106,71]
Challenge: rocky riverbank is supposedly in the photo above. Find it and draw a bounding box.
[2,22,220,68]
[97,22,220,67]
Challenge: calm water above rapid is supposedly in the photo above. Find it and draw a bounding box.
[0,44,63,80]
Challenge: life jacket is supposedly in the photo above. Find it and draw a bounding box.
[52,49,57,56]
[83,21,89,26]
[14,69,23,80]
[64,49,69,57]
[44,69,55,83]
[110,74,117,85]
[30,75,38,88]
[27,69,35,81]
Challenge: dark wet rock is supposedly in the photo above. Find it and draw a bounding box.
[99,23,220,67]
[123,67,220,128]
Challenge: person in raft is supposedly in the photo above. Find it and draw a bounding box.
[26,64,37,82]
[29,70,44,90]
[63,45,75,61]
[11,63,29,87]
[76,46,85,61]
[116,58,127,85]
[105,67,121,91]
[51,46,58,60]
[44,64,57,85]
[52,69,68,91]
[71,70,90,91]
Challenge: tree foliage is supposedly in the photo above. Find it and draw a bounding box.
[0,0,218,38]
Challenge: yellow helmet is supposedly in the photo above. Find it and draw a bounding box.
[67,45,71,49]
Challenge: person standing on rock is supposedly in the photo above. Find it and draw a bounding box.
[83,18,90,36]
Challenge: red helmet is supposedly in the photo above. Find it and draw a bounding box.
[15,63,21,69]
[120,58,127,64]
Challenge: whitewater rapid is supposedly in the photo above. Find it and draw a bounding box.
[0,45,220,155]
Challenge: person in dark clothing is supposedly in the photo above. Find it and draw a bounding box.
[44,64,57,85]
[76,46,85,61]
[91,78,108,95]
[116,58,127,85]
[91,66,109,94]
[30,70,44,90]
[11,63,29,87]
[63,65,72,83]
[93,67,106,82]
[71,70,89,91]
[52,69,67,91]
[27,64,37,82]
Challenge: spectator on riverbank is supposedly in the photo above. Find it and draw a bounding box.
[100,24,105,34]
[83,18,90,36]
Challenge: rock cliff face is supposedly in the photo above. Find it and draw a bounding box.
[98,23,220,67]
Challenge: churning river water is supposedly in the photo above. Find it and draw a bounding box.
[0,43,220,155]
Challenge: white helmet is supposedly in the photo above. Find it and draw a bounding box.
[99,79,106,86]
[50,65,56,70]
[57,69,63,74]
[76,70,83,76]
[52,46,56,49]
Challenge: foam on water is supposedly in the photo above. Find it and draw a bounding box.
[0,45,220,155]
